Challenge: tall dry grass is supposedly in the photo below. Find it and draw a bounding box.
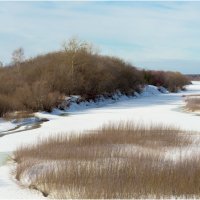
[13,122,197,199]
[3,111,34,121]
[185,95,200,111]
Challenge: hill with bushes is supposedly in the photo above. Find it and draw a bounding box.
[0,39,189,116]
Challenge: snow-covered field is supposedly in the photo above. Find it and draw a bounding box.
[1,81,200,199]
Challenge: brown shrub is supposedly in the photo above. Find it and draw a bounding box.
[0,39,189,116]
[14,81,62,112]
[143,70,189,92]
[0,95,19,117]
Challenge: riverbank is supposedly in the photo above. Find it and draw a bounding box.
[0,84,168,162]
[1,81,200,198]
[1,82,200,153]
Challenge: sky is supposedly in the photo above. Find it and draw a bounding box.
[0,1,200,74]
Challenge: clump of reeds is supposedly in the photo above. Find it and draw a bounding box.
[185,95,200,111]
[3,111,34,121]
[13,122,198,199]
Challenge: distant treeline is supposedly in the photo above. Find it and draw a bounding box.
[187,74,200,81]
[0,39,189,116]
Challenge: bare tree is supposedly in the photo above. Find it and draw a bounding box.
[62,37,99,92]
[12,47,24,65]
[62,37,95,53]
[62,38,80,77]
[0,61,3,68]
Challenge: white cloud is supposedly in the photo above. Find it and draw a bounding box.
[0,1,200,73]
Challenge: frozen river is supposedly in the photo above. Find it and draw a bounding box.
[1,81,200,199]
[1,82,200,153]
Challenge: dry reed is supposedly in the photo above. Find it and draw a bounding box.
[13,122,197,199]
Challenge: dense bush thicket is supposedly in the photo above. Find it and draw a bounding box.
[0,40,189,116]
[142,70,189,92]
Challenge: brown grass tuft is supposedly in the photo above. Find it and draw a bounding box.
[13,122,197,199]
[185,95,200,111]
[3,111,34,121]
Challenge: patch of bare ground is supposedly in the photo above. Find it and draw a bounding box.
[13,122,200,199]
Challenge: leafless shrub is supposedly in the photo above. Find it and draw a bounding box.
[143,70,189,92]
[0,95,16,117]
[12,47,25,65]
[0,61,3,68]
[14,81,62,112]
[0,40,189,117]
[13,122,197,199]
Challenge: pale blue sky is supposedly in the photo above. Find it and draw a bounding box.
[1,1,200,73]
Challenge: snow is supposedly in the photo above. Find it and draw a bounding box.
[1,82,200,198]
[140,85,162,96]
[55,85,167,113]
[0,117,45,136]
[0,120,16,133]
[158,86,169,94]
[0,163,45,199]
[1,83,200,152]
[60,92,131,113]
